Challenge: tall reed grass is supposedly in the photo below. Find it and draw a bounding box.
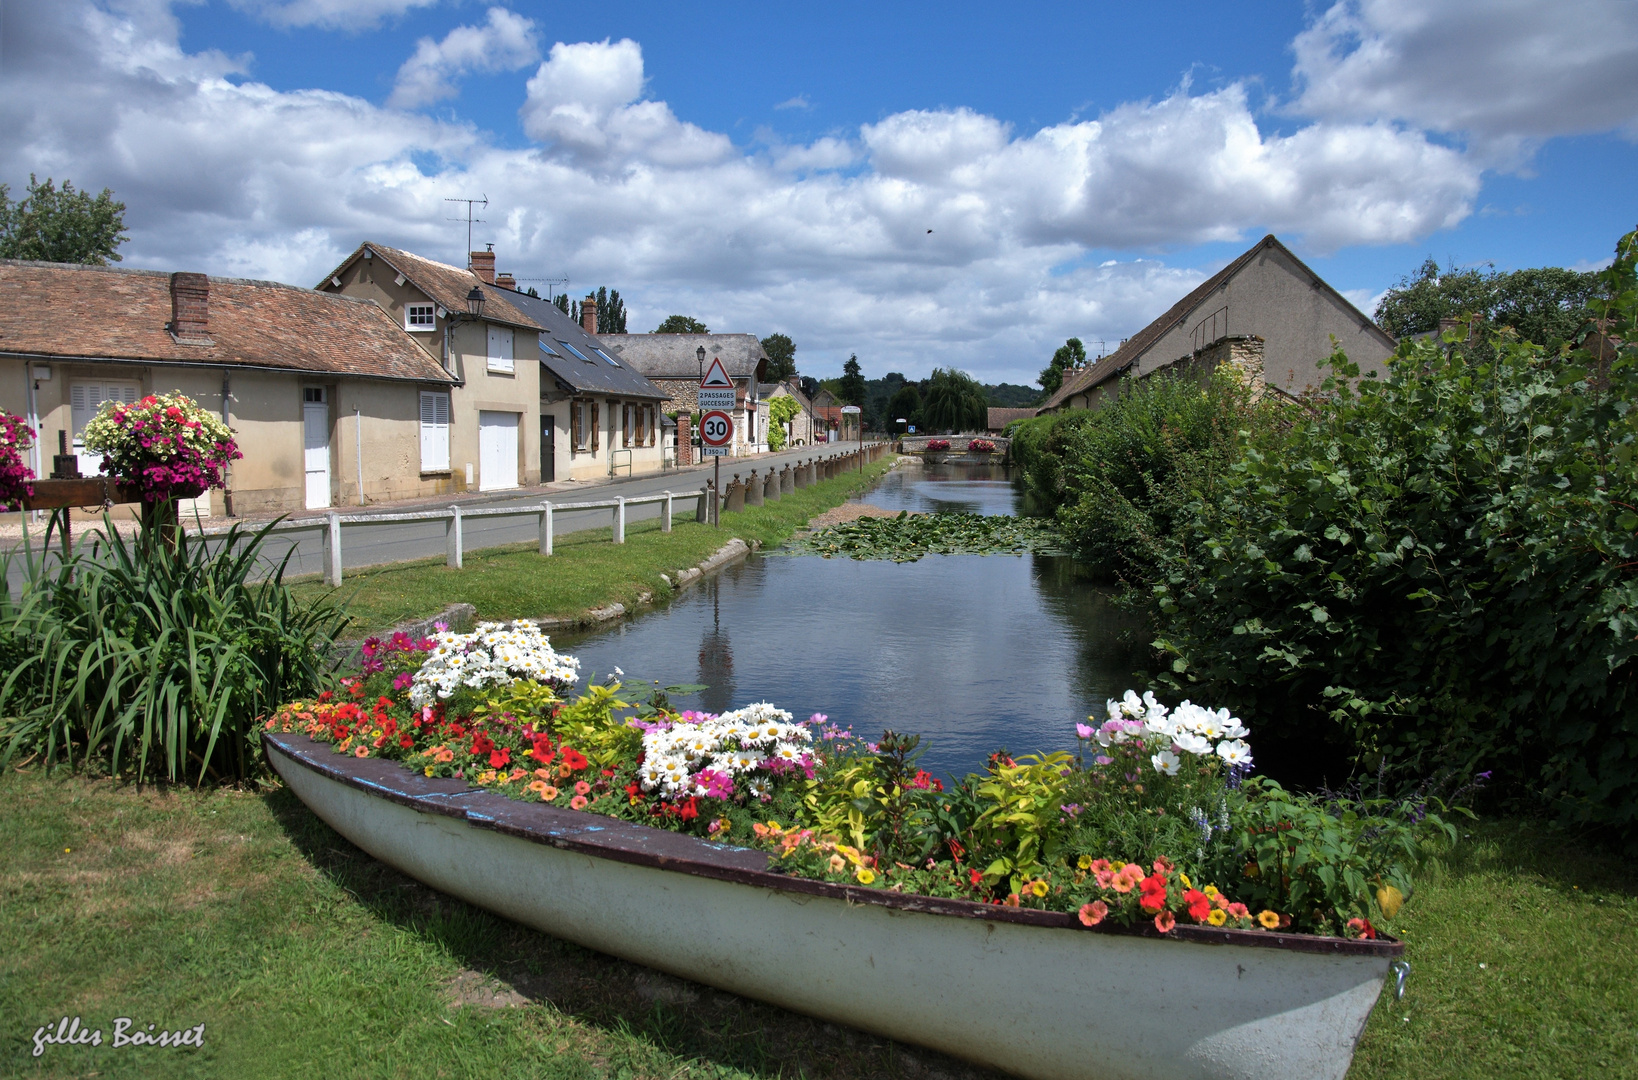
[0,510,345,783]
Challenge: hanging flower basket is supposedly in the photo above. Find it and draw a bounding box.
[0,412,36,509]
[81,392,240,503]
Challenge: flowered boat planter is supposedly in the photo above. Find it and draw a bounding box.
[265,729,1403,1080]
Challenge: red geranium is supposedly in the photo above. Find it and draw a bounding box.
[561,747,589,771]
[489,747,511,769]
[529,734,556,764]
[1139,873,1169,913]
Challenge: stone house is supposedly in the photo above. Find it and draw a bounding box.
[499,288,671,480]
[1037,234,1396,413]
[0,259,456,516]
[318,243,544,494]
[766,379,819,446]
[595,333,770,456]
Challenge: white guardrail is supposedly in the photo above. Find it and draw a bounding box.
[192,489,709,586]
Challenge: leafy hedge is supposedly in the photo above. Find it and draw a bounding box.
[1010,368,1279,584]
[1152,229,1638,838]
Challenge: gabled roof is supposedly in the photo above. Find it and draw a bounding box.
[1039,234,1394,410]
[597,333,768,383]
[319,243,541,331]
[987,407,1036,430]
[0,259,454,383]
[498,288,670,402]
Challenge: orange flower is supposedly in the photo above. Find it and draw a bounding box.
[569,795,589,810]
[1003,893,1021,907]
[353,746,370,758]
[1154,911,1176,933]
[574,780,592,796]
[1078,900,1109,927]
[541,785,559,801]
[528,780,548,794]
[534,768,553,780]
[1257,909,1281,930]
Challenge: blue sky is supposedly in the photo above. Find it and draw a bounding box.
[2,0,1636,383]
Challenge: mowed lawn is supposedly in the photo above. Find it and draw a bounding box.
[2,770,1633,1079]
[288,459,897,637]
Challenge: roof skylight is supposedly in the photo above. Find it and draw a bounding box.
[557,340,591,362]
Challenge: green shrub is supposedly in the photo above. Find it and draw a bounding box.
[0,512,345,783]
[1152,228,1638,839]
[1010,368,1280,583]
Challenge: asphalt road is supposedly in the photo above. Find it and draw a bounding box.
[210,441,875,582]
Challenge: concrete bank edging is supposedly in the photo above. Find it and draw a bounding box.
[534,536,759,631]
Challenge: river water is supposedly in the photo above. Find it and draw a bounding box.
[555,462,1148,783]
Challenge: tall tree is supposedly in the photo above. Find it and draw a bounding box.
[921,367,988,432]
[761,333,797,381]
[1375,259,1602,348]
[838,354,867,407]
[594,287,628,333]
[0,175,128,265]
[553,293,570,315]
[886,382,923,431]
[799,375,822,401]
[654,315,708,333]
[1039,337,1087,396]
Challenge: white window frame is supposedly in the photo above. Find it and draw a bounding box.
[419,390,451,473]
[487,325,515,374]
[405,304,437,332]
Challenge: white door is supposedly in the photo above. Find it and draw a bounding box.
[478,410,518,491]
[71,382,140,476]
[304,388,330,509]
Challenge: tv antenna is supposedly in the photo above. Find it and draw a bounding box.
[515,276,571,301]
[444,196,488,265]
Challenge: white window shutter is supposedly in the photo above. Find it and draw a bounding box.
[487,326,514,372]
[420,391,450,471]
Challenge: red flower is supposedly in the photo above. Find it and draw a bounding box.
[1346,917,1378,940]
[470,732,495,757]
[947,838,965,860]
[489,747,511,769]
[601,768,616,777]
[1184,888,1211,922]
[1139,873,1169,912]
[968,868,984,886]
[677,797,699,821]
[398,734,414,749]
[529,734,556,764]
[561,747,589,771]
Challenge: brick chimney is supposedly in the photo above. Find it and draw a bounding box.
[494,271,516,290]
[581,293,598,334]
[469,247,496,284]
[169,272,211,343]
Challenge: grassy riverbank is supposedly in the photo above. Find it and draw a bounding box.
[2,770,1631,1079]
[289,459,895,637]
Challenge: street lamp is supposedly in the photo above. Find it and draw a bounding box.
[696,344,706,380]
[466,285,486,318]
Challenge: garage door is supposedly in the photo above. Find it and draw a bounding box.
[478,410,519,491]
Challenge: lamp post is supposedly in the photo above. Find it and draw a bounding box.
[466,285,486,318]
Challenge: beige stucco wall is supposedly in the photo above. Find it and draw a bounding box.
[547,394,668,482]
[2,357,470,516]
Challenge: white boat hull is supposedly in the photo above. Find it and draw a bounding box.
[267,734,1397,1080]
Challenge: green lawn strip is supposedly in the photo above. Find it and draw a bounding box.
[289,459,897,637]
[1348,818,1638,1079]
[0,771,994,1079]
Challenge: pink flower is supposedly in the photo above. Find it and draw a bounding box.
[574,780,592,796]
[1078,901,1109,927]
[1075,723,1095,739]
[569,795,589,810]
[1154,911,1176,933]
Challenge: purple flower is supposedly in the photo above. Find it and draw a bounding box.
[392,672,414,691]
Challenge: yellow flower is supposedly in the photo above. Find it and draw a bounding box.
[1257,909,1281,930]
[856,868,876,885]
[1077,855,1093,871]
[1180,872,1192,888]
[424,766,435,777]
[1204,884,1220,898]
[1029,879,1049,898]
[1207,909,1228,927]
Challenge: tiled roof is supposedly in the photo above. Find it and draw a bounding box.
[987,407,1037,429]
[321,243,541,331]
[500,288,670,402]
[597,333,768,382]
[0,259,454,383]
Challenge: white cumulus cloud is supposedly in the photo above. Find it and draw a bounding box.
[1291,0,1638,164]
[389,7,539,109]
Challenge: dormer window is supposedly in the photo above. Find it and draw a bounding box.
[406,304,436,331]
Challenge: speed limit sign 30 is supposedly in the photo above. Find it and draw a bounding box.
[699,409,733,456]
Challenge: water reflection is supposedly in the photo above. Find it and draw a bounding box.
[556,463,1146,781]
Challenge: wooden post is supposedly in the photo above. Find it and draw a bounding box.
[447,506,463,569]
[326,511,342,586]
[614,496,626,544]
[539,502,553,556]
[662,491,673,533]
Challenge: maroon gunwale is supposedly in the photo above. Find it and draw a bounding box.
[264,731,1404,959]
